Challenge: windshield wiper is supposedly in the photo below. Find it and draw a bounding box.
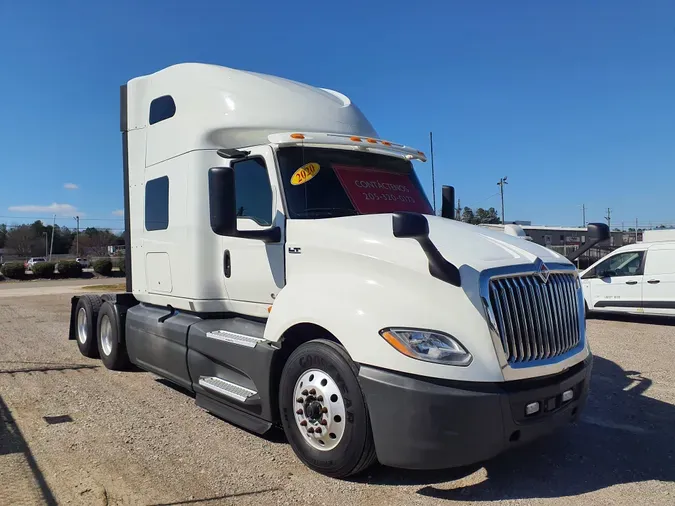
[295,208,358,218]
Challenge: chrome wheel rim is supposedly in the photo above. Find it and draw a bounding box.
[293,368,346,451]
[100,315,113,356]
[77,308,88,344]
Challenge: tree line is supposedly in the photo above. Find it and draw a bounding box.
[458,207,501,225]
[0,221,124,257]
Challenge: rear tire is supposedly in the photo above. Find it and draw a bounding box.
[97,301,131,371]
[279,339,377,478]
[75,295,102,358]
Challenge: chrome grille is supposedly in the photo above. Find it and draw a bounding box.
[488,272,581,364]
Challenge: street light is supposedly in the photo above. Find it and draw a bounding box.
[497,176,508,223]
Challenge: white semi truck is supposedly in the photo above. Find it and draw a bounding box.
[69,63,609,478]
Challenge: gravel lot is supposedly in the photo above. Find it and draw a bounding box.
[1,293,673,505]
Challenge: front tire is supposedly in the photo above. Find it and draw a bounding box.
[97,301,131,371]
[279,339,377,478]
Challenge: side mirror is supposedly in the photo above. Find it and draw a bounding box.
[393,212,429,239]
[391,212,461,287]
[209,167,237,236]
[441,185,455,219]
[566,222,610,262]
[587,223,610,243]
[208,167,281,243]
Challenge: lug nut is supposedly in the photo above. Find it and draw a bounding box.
[300,420,307,426]
[296,409,303,415]
[320,419,327,426]
[321,407,328,414]
[307,427,315,434]
[315,427,322,434]
[309,388,316,395]
[296,397,304,403]
[317,395,323,402]
[301,389,308,396]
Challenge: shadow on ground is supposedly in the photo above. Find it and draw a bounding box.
[0,361,99,375]
[357,356,674,500]
[0,395,58,505]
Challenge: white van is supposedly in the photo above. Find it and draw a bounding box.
[580,241,675,316]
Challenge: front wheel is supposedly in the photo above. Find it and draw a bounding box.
[279,339,377,478]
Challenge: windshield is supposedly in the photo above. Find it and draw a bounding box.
[276,147,433,219]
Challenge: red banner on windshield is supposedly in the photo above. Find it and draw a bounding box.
[333,165,433,215]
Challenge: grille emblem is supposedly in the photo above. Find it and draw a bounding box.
[536,260,550,284]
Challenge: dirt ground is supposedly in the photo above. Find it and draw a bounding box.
[1,293,674,505]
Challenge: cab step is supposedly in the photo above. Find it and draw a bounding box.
[198,376,257,402]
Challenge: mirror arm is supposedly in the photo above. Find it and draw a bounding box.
[392,212,461,287]
[237,227,281,243]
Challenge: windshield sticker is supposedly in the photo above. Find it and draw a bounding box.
[333,164,433,215]
[291,163,320,186]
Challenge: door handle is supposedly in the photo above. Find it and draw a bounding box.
[625,280,638,285]
[647,279,660,284]
[224,250,231,278]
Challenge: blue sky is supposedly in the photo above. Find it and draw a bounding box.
[1,1,674,232]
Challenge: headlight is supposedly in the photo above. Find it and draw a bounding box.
[379,328,472,366]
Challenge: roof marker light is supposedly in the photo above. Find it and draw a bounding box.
[382,140,392,146]
[291,133,305,139]
[350,136,362,142]
[366,138,378,144]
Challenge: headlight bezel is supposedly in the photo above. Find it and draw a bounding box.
[379,327,473,367]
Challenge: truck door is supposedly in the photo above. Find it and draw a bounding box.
[221,145,285,307]
[641,246,675,315]
[583,249,645,313]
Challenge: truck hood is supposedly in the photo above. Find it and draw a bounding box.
[288,213,571,275]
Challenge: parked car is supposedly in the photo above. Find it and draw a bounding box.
[580,240,675,317]
[25,257,46,270]
[76,258,89,268]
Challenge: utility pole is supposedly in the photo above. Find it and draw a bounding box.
[605,208,611,230]
[581,204,586,227]
[74,215,80,257]
[497,176,508,223]
[49,214,55,261]
[43,232,48,257]
[635,218,639,242]
[429,131,436,214]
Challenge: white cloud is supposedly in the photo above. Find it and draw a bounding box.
[63,183,79,190]
[112,209,124,217]
[8,203,80,216]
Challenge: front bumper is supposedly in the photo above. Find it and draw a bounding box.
[358,354,592,470]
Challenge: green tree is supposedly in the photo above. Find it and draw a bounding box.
[461,207,475,223]
[0,224,6,248]
[474,207,501,224]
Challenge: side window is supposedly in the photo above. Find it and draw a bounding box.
[149,96,176,125]
[145,176,169,231]
[596,251,644,278]
[232,158,273,226]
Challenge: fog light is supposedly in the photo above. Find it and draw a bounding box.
[525,402,540,416]
[562,389,574,403]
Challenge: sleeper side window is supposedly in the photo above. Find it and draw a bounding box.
[232,158,273,226]
[149,96,176,125]
[145,176,169,231]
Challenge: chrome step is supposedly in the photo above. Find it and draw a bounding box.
[206,330,265,348]
[198,376,257,402]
